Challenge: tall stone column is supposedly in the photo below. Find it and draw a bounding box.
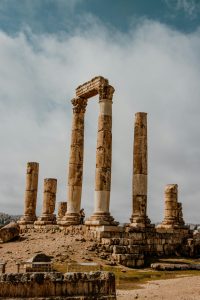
[130,113,150,227]
[60,97,87,225]
[18,162,39,225]
[86,85,117,226]
[35,178,57,226]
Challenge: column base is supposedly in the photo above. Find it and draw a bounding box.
[57,213,80,226]
[85,212,119,226]
[34,214,56,226]
[129,215,152,228]
[157,221,187,229]
[18,215,37,225]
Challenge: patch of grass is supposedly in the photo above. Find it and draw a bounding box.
[53,258,200,291]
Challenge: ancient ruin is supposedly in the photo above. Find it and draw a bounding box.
[13,76,200,270]
[18,162,39,225]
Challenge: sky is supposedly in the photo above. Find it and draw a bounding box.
[0,0,200,224]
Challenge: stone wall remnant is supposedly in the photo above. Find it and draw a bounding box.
[0,271,116,299]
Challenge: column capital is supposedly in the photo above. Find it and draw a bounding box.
[71,97,88,113]
[99,84,115,102]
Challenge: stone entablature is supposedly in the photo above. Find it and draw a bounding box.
[76,76,109,99]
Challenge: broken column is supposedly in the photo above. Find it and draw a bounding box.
[130,113,151,227]
[158,184,185,228]
[35,178,57,225]
[59,97,87,225]
[18,162,39,225]
[161,184,178,227]
[86,85,117,225]
[57,202,67,222]
[177,202,185,226]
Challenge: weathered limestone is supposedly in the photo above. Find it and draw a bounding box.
[0,271,116,300]
[18,162,39,225]
[158,184,185,228]
[35,178,57,226]
[57,202,67,222]
[86,83,117,225]
[59,97,87,225]
[0,222,20,242]
[130,113,151,228]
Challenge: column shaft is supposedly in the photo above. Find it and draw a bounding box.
[86,85,118,226]
[35,178,57,225]
[57,202,67,221]
[18,162,39,225]
[130,113,150,227]
[60,97,87,225]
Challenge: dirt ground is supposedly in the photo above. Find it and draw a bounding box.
[1,229,200,299]
[117,275,200,300]
[0,227,105,272]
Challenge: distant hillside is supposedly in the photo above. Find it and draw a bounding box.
[0,212,21,226]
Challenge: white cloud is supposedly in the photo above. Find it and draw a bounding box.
[165,0,200,18]
[0,19,200,224]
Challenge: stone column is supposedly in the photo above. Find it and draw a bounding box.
[35,178,57,225]
[86,85,117,226]
[177,202,185,226]
[57,202,67,222]
[60,97,87,225]
[18,162,39,225]
[160,184,179,227]
[130,113,151,227]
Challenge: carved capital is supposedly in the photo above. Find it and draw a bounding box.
[71,97,88,113]
[99,84,115,101]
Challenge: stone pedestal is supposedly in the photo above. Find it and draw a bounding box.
[57,202,67,222]
[18,162,39,225]
[35,178,57,226]
[86,85,118,226]
[59,97,87,226]
[130,113,151,228]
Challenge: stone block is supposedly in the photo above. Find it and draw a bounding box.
[0,222,20,242]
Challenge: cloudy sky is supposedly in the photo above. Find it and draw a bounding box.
[0,0,200,224]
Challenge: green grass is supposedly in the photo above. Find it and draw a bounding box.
[53,257,200,290]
